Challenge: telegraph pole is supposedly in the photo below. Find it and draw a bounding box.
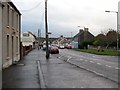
[45,0,49,59]
[38,29,40,50]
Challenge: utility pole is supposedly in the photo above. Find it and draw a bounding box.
[38,29,40,50]
[45,0,49,59]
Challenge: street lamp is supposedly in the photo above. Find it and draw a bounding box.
[105,10,119,50]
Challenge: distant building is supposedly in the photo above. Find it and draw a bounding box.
[52,35,71,46]
[21,32,36,48]
[2,1,21,68]
[72,28,94,48]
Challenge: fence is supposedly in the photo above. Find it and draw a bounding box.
[20,43,32,59]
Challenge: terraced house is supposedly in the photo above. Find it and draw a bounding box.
[2,0,21,68]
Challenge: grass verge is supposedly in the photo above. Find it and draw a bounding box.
[73,49,120,56]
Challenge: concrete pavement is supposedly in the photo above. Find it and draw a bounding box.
[3,49,40,88]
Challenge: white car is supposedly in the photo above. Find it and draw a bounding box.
[42,45,51,50]
[59,45,65,49]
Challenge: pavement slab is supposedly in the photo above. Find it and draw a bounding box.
[2,49,40,88]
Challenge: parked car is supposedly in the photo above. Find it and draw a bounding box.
[66,45,72,49]
[59,45,65,49]
[50,46,59,54]
[42,45,51,51]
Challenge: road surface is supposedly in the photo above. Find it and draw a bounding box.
[53,49,119,83]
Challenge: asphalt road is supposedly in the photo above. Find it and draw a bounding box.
[52,49,119,83]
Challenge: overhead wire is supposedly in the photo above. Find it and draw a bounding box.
[19,0,45,37]
[20,0,44,12]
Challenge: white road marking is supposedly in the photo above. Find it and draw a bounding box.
[89,61,95,63]
[80,59,83,60]
[58,56,62,58]
[105,65,111,68]
[84,60,88,62]
[67,57,72,62]
[115,67,119,69]
[81,87,84,88]
[93,71,98,74]
[92,56,96,57]
[97,63,102,65]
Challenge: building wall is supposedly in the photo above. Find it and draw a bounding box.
[22,42,33,47]
[0,2,2,70]
[22,32,36,48]
[0,3,3,89]
[2,2,21,68]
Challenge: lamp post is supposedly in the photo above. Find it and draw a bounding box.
[105,10,119,50]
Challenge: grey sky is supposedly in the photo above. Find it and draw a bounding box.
[12,0,120,37]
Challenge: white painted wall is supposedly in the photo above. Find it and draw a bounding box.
[22,32,36,48]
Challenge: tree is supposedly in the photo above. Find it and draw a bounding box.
[93,34,106,46]
[82,40,94,49]
[106,30,117,48]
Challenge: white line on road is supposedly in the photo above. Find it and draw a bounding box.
[115,67,119,69]
[105,65,111,68]
[67,57,72,62]
[80,59,83,61]
[84,60,88,62]
[97,63,102,65]
[89,61,95,63]
[81,87,84,88]
[58,56,62,58]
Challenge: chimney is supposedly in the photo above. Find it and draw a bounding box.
[84,28,89,32]
[79,29,83,33]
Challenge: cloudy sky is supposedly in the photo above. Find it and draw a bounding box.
[11,0,120,37]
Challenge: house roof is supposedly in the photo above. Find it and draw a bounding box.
[8,2,21,15]
[2,0,21,15]
[73,30,84,38]
[22,37,33,42]
[73,29,94,39]
[28,32,37,39]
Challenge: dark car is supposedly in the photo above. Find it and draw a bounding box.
[50,46,59,54]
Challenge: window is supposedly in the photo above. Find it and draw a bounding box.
[16,14,18,29]
[12,10,14,27]
[7,5,9,26]
[7,35,9,57]
[16,37,18,52]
